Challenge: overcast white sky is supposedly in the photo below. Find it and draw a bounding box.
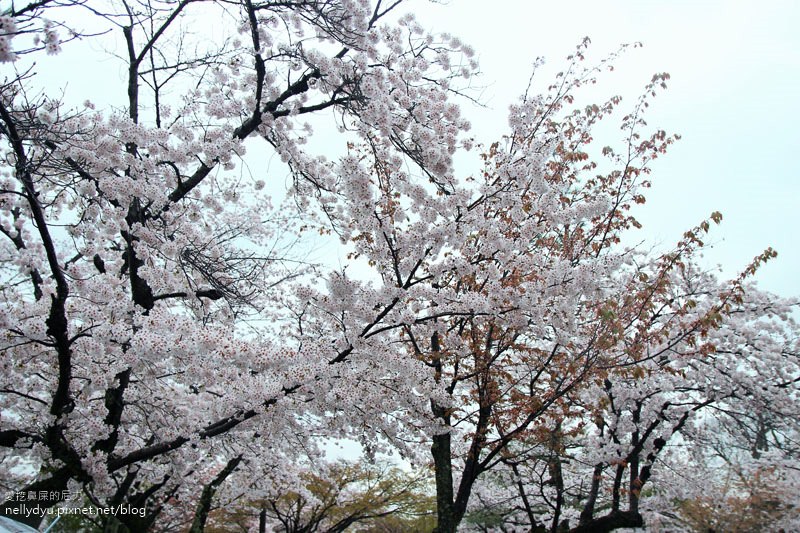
[415,0,800,298]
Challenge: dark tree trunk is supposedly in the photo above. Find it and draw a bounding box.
[579,463,604,526]
[430,330,460,533]
[569,510,643,533]
[431,409,458,533]
[189,455,242,533]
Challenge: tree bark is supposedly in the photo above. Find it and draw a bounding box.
[578,463,604,526]
[431,408,457,533]
[569,510,643,533]
[188,455,242,533]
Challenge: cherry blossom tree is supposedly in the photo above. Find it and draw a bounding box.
[459,273,800,533]
[289,38,799,532]
[0,0,477,528]
[1,1,797,532]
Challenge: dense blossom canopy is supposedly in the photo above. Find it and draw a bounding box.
[0,1,797,532]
